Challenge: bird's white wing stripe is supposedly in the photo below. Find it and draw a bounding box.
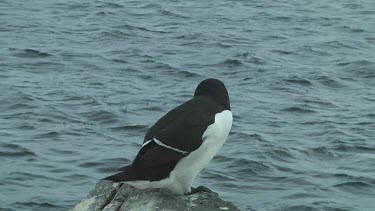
[153,138,189,155]
[142,140,152,148]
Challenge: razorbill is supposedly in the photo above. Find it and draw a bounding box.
[102,78,232,195]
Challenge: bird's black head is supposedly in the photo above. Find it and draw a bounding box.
[194,78,231,110]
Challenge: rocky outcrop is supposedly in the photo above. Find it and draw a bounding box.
[70,181,239,211]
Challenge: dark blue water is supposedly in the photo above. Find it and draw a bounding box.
[1,0,375,210]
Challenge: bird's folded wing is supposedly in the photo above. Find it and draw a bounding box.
[149,112,214,151]
[132,141,185,169]
[132,112,214,169]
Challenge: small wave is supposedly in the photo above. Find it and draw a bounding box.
[50,148,79,155]
[147,60,177,71]
[5,172,55,181]
[95,11,108,16]
[14,201,65,210]
[281,106,317,114]
[305,129,349,137]
[285,192,321,199]
[263,34,288,40]
[125,24,167,34]
[140,3,188,18]
[101,157,132,164]
[0,143,36,158]
[160,8,188,18]
[34,131,60,139]
[332,173,375,185]
[359,10,374,15]
[202,170,234,181]
[217,58,245,67]
[338,25,366,33]
[80,110,119,123]
[343,3,362,9]
[356,121,374,126]
[300,99,335,107]
[271,49,295,55]
[239,53,267,65]
[314,75,346,88]
[349,28,365,33]
[167,69,201,78]
[281,203,353,211]
[338,60,375,78]
[269,16,292,21]
[304,146,338,160]
[99,157,132,172]
[63,173,90,180]
[16,124,36,130]
[13,49,51,58]
[302,45,331,56]
[37,117,57,123]
[61,95,91,102]
[284,76,312,86]
[110,59,130,64]
[231,158,273,174]
[78,161,105,168]
[270,149,295,160]
[215,154,273,175]
[334,181,375,195]
[320,40,356,50]
[215,42,232,48]
[100,30,130,39]
[337,60,373,67]
[140,3,162,9]
[110,125,148,132]
[216,53,266,67]
[232,132,267,142]
[144,106,164,112]
[8,103,37,110]
[180,41,205,47]
[249,133,267,142]
[298,120,332,125]
[337,60,374,66]
[48,167,73,174]
[334,145,375,153]
[102,2,124,8]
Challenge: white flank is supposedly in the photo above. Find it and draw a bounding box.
[125,110,233,195]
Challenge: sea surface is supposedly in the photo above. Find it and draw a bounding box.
[1,0,375,210]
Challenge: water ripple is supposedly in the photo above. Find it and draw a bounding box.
[14,201,65,211]
[0,143,36,158]
[1,0,374,210]
[283,75,312,86]
[334,181,375,196]
[281,106,317,114]
[11,49,52,58]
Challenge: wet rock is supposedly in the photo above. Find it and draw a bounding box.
[70,181,239,211]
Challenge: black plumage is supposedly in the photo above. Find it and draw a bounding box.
[103,78,230,182]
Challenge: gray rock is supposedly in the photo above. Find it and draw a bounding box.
[70,181,239,211]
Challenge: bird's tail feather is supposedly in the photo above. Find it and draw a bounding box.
[102,171,131,182]
[117,165,129,171]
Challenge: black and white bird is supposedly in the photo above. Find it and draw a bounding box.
[103,78,232,195]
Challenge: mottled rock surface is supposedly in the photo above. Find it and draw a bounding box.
[70,181,239,211]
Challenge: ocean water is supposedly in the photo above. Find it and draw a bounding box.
[1,0,374,210]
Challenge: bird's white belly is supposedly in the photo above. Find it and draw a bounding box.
[126,110,233,194]
[167,110,232,194]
